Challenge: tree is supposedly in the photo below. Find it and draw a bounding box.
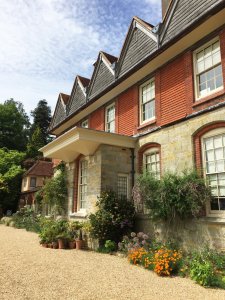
[0,99,30,151]
[30,100,52,144]
[26,126,45,158]
[0,148,25,214]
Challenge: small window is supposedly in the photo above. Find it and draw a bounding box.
[194,38,223,99]
[30,177,36,188]
[79,160,88,210]
[117,174,128,198]
[144,148,160,179]
[105,103,115,133]
[140,79,155,124]
[203,132,225,211]
[81,119,88,128]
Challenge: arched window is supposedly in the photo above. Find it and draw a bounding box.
[138,143,161,178]
[193,122,225,215]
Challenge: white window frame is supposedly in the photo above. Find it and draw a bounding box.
[193,37,223,100]
[78,159,88,212]
[139,78,155,125]
[201,128,225,217]
[117,173,129,199]
[105,103,115,133]
[143,147,160,179]
[81,119,88,128]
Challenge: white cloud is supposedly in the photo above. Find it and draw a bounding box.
[0,0,162,115]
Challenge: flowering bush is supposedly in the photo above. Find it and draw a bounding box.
[118,231,150,253]
[128,247,148,265]
[127,241,182,277]
[89,191,135,245]
[152,248,182,276]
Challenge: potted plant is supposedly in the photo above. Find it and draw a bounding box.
[75,229,83,250]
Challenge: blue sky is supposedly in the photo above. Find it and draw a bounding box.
[0,0,161,116]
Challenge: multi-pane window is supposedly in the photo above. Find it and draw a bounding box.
[81,119,88,128]
[144,150,160,179]
[117,175,128,198]
[79,160,88,209]
[140,79,155,123]
[105,104,115,133]
[30,177,36,188]
[195,39,223,99]
[203,134,225,211]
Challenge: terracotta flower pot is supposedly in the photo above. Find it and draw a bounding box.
[52,241,58,249]
[76,240,83,250]
[58,238,65,249]
[41,243,48,248]
[69,241,76,249]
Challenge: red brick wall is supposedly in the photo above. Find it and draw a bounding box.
[160,55,187,126]
[89,107,104,131]
[117,86,139,136]
[74,28,225,136]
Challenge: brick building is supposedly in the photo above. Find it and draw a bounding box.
[41,0,225,249]
[20,160,53,209]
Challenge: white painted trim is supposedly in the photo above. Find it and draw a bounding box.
[201,128,225,218]
[139,78,156,125]
[101,56,115,75]
[77,78,87,96]
[105,102,115,133]
[193,36,224,101]
[135,22,157,43]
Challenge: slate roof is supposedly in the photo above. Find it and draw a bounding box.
[49,0,225,132]
[23,160,54,177]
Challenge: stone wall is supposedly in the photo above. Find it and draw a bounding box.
[135,215,225,252]
[101,144,132,198]
[136,106,225,250]
[138,106,225,174]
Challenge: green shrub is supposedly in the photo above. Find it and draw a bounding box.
[11,206,41,232]
[189,248,225,288]
[134,170,212,221]
[89,191,135,245]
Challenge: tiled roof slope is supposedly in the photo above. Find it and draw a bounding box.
[88,52,117,101]
[66,76,89,116]
[160,0,224,45]
[49,0,224,132]
[24,160,54,177]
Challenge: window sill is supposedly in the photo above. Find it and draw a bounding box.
[198,216,225,225]
[193,88,225,107]
[70,211,88,218]
[138,119,156,130]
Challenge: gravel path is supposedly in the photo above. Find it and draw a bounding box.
[0,225,224,300]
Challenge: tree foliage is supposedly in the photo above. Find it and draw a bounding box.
[0,99,30,151]
[26,126,45,158]
[38,164,67,215]
[30,100,52,144]
[0,148,25,213]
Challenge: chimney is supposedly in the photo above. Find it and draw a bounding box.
[162,0,172,19]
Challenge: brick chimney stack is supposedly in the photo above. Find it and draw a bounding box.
[162,0,172,19]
